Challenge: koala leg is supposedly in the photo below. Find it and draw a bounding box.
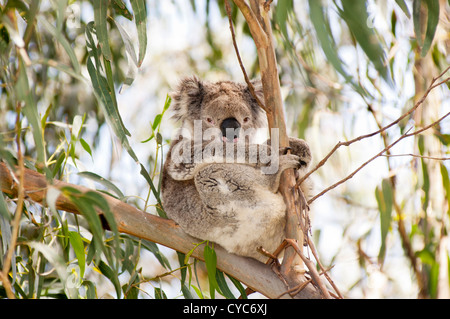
[194,163,258,207]
[194,163,286,261]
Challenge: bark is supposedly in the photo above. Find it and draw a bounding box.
[232,0,306,287]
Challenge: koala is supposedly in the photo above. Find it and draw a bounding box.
[161,76,312,262]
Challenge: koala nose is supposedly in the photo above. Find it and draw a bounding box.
[220,117,241,142]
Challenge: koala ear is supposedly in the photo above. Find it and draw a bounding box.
[170,76,204,123]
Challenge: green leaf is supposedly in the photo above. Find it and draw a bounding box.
[0,192,12,221]
[15,59,45,165]
[38,15,81,74]
[216,270,235,299]
[93,0,112,60]
[130,0,147,66]
[163,94,172,112]
[62,187,106,260]
[440,164,450,215]
[82,191,120,268]
[68,231,86,278]
[113,18,138,91]
[82,280,97,299]
[339,0,392,85]
[79,138,93,158]
[123,269,140,299]
[77,171,124,199]
[85,22,138,163]
[413,0,423,46]
[275,0,293,40]
[139,164,166,217]
[395,0,411,18]
[98,260,121,298]
[204,243,218,299]
[140,239,171,270]
[154,287,167,299]
[227,274,247,299]
[375,178,393,262]
[421,0,440,56]
[308,0,368,97]
[112,0,133,20]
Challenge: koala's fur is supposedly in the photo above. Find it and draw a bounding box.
[161,76,312,262]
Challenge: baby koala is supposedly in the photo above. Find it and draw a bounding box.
[161,76,312,262]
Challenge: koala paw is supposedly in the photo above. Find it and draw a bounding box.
[278,154,304,171]
[288,137,311,168]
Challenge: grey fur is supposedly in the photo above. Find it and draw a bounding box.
[161,77,312,262]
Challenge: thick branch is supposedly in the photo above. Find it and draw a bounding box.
[0,162,322,299]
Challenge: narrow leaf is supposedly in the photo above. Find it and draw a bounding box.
[77,171,125,199]
[339,0,392,85]
[130,0,147,66]
[16,59,45,165]
[375,178,393,262]
[413,0,423,46]
[308,0,368,97]
[38,16,81,73]
[216,270,235,299]
[98,260,121,298]
[275,0,293,40]
[93,0,112,60]
[204,244,218,299]
[421,0,440,56]
[395,0,411,18]
[68,231,86,278]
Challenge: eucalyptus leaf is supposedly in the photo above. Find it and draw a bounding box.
[68,231,86,278]
[130,0,147,66]
[204,244,218,299]
[395,0,411,18]
[93,0,112,60]
[421,0,439,56]
[375,178,393,262]
[308,0,368,97]
[78,171,125,199]
[339,0,392,86]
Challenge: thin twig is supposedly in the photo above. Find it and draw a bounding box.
[297,67,450,187]
[306,236,343,299]
[231,0,268,49]
[367,100,426,295]
[225,0,269,114]
[381,153,450,161]
[285,239,332,299]
[1,103,27,299]
[275,277,312,299]
[308,110,450,204]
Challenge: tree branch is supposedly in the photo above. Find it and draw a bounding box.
[0,162,322,299]
[297,66,450,188]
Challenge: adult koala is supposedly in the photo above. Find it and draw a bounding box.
[161,76,311,262]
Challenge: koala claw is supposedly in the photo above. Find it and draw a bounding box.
[279,146,292,155]
[279,154,303,171]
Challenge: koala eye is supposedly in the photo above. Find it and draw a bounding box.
[206,117,214,124]
[243,117,250,123]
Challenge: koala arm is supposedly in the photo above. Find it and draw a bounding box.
[265,137,311,166]
[166,138,275,181]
